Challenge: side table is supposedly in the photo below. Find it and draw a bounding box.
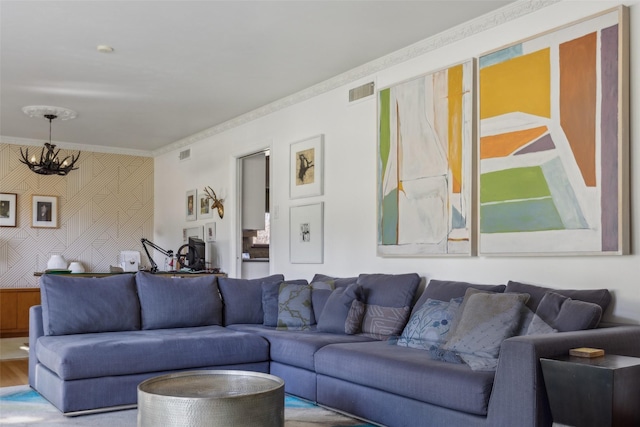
[540,354,640,427]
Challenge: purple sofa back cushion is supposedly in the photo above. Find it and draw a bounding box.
[505,280,611,313]
[136,271,222,330]
[218,274,285,325]
[40,273,140,336]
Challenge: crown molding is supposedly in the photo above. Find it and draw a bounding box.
[153,0,561,157]
[0,135,154,157]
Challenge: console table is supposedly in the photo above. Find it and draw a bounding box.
[540,354,640,427]
[34,271,227,278]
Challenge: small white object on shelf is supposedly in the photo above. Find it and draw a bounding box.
[47,254,67,270]
[68,262,85,273]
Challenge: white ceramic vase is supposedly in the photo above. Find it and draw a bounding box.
[68,262,85,273]
[47,254,67,270]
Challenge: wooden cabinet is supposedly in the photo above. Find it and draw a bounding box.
[0,288,41,338]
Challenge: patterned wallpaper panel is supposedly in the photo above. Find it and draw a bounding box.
[0,143,154,288]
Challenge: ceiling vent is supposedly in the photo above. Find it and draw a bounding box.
[179,148,191,161]
[349,82,375,102]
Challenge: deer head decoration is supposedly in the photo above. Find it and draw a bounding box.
[203,186,224,219]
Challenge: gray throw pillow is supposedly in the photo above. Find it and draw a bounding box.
[276,282,313,330]
[136,271,222,330]
[218,274,284,325]
[316,283,363,334]
[40,273,140,336]
[535,291,602,331]
[443,291,529,370]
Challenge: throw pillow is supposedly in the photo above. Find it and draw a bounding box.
[136,271,222,330]
[397,297,463,350]
[505,280,611,313]
[40,273,140,336]
[218,274,284,325]
[412,279,506,315]
[310,280,336,324]
[316,283,363,334]
[535,291,602,332]
[263,279,308,327]
[515,305,557,336]
[345,299,366,334]
[276,282,313,330]
[443,291,529,370]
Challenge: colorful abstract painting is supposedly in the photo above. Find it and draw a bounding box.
[479,7,628,255]
[378,60,473,256]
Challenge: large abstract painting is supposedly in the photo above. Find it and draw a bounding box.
[378,60,473,256]
[479,7,628,255]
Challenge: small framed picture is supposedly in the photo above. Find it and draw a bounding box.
[205,222,216,242]
[32,195,58,228]
[290,202,324,263]
[290,134,324,199]
[0,193,17,227]
[198,192,213,219]
[186,189,197,221]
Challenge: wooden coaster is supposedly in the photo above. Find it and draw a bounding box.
[569,347,605,358]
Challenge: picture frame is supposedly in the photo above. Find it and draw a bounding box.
[478,6,628,255]
[377,60,474,257]
[290,134,323,199]
[290,202,323,264]
[186,189,197,221]
[198,192,213,219]
[32,195,58,228]
[183,226,204,243]
[0,193,17,227]
[205,222,216,242]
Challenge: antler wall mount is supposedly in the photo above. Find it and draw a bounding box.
[203,186,224,219]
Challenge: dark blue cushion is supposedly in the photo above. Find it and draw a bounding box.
[506,280,611,313]
[262,279,307,326]
[316,283,363,334]
[40,273,140,336]
[356,273,420,307]
[136,271,222,330]
[218,274,284,325]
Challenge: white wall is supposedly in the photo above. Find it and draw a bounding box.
[155,0,640,324]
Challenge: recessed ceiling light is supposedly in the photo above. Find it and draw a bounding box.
[97,45,114,53]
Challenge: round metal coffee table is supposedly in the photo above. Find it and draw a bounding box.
[137,370,284,427]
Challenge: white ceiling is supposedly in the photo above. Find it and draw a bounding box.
[0,1,514,155]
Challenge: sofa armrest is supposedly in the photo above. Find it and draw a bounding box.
[487,325,640,427]
[29,305,44,389]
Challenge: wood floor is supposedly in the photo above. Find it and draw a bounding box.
[0,358,29,387]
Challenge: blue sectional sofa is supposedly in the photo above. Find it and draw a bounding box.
[29,271,640,426]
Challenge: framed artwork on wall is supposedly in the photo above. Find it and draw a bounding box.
[186,189,197,221]
[205,222,216,242]
[377,60,474,257]
[290,134,323,199]
[290,202,323,264]
[198,192,213,219]
[32,195,58,228]
[478,6,629,255]
[183,226,204,243]
[0,193,17,227]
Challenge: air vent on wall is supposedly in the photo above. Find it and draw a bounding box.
[179,148,191,161]
[349,82,375,102]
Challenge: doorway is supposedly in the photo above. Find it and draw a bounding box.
[237,150,270,279]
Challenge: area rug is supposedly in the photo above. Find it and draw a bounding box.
[0,385,377,426]
[0,338,29,361]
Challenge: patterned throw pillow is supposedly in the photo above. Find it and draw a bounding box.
[361,304,411,340]
[345,300,365,334]
[277,282,313,331]
[397,298,463,350]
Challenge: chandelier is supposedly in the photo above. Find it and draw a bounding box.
[19,106,81,176]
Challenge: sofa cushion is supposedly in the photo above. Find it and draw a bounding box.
[136,271,222,330]
[40,273,140,336]
[397,297,463,350]
[227,324,375,371]
[443,290,529,370]
[535,291,602,331]
[315,341,495,416]
[36,326,269,380]
[218,274,284,325]
[311,274,357,289]
[413,280,506,315]
[316,283,363,334]
[505,280,611,313]
[262,279,308,327]
[277,282,313,330]
[356,273,420,339]
[345,300,365,334]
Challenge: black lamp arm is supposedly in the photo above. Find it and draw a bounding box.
[140,238,174,273]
